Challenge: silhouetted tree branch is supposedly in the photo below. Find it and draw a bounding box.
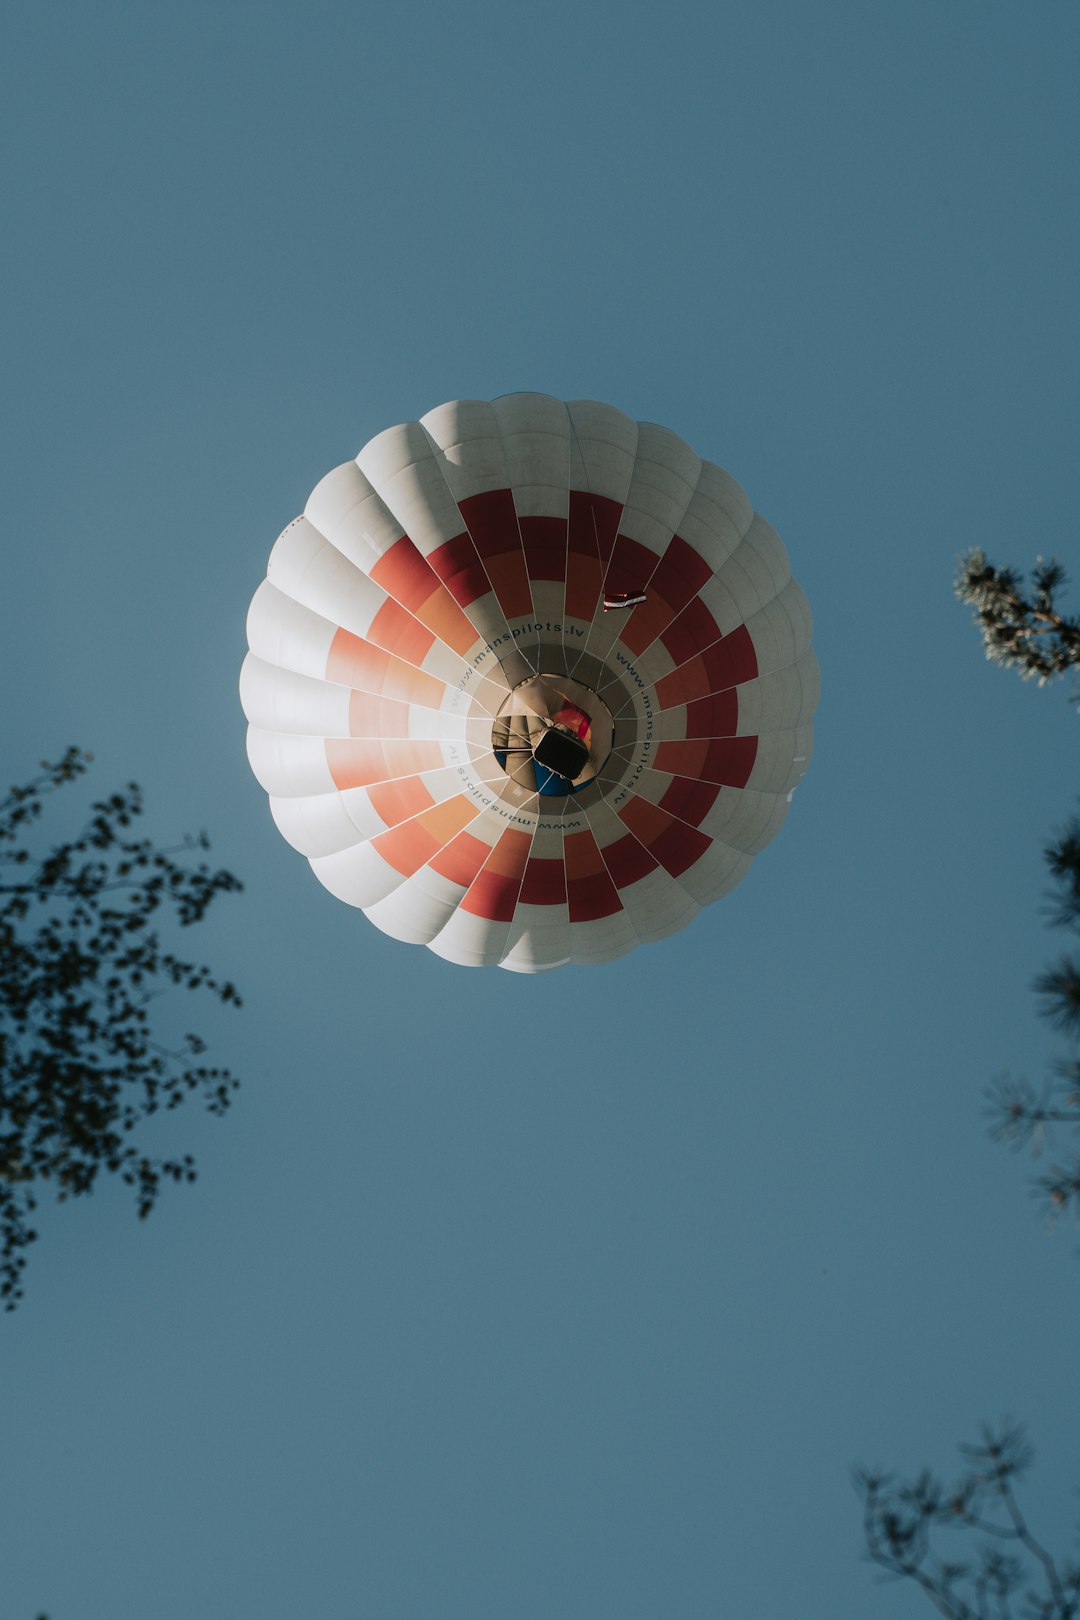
[955,550,1080,691]
[856,1423,1080,1618]
[0,748,242,1308]
[984,814,1080,1232]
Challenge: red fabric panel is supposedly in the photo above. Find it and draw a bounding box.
[701,625,758,690]
[458,490,534,617]
[660,597,721,667]
[325,739,444,791]
[519,516,568,583]
[370,537,441,613]
[458,489,519,559]
[603,534,658,599]
[600,832,659,889]
[684,690,739,739]
[427,533,492,608]
[460,828,531,921]
[617,796,711,878]
[519,857,567,906]
[429,830,491,888]
[566,492,621,621]
[658,777,721,827]
[647,535,712,608]
[326,630,447,708]
[563,829,622,921]
[655,736,758,788]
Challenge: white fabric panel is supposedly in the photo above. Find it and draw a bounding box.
[742,580,813,676]
[269,790,374,858]
[678,460,754,569]
[246,727,336,797]
[745,727,814,795]
[616,421,701,552]
[267,518,389,638]
[246,581,336,681]
[609,866,701,944]
[310,839,409,909]
[426,906,516,968]
[698,787,790,853]
[357,423,469,559]
[304,461,400,573]
[736,514,793,599]
[491,392,573,513]
[735,651,820,736]
[674,842,753,905]
[567,910,640,965]
[422,399,512,500]
[364,867,471,945]
[240,654,351,738]
[498,909,572,971]
[565,399,638,503]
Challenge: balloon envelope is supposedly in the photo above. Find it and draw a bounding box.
[241,395,818,970]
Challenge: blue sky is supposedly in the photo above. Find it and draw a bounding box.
[2,2,1079,1615]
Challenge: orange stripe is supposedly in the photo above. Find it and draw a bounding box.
[326,629,447,709]
[367,778,436,827]
[429,829,491,888]
[372,796,480,878]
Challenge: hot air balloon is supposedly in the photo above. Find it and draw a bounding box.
[240,395,818,970]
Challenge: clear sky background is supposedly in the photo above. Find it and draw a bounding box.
[2,3,1078,1616]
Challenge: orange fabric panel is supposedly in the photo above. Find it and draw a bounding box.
[655,736,757,788]
[370,536,439,613]
[372,796,479,878]
[618,592,676,657]
[564,554,603,622]
[655,656,708,709]
[483,827,532,876]
[367,599,436,666]
[460,827,531,920]
[417,794,481,846]
[414,589,478,656]
[367,777,436,827]
[482,552,534,619]
[563,828,622,921]
[654,740,709,781]
[429,830,492,888]
[326,629,447,709]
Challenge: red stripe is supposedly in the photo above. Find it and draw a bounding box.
[602,534,658,600]
[460,828,532,921]
[427,532,492,608]
[684,690,738,739]
[370,537,442,613]
[658,777,721,827]
[519,516,568,583]
[617,797,711,878]
[660,596,721,667]
[600,833,659,889]
[654,736,758,788]
[564,829,622,922]
[519,856,567,906]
